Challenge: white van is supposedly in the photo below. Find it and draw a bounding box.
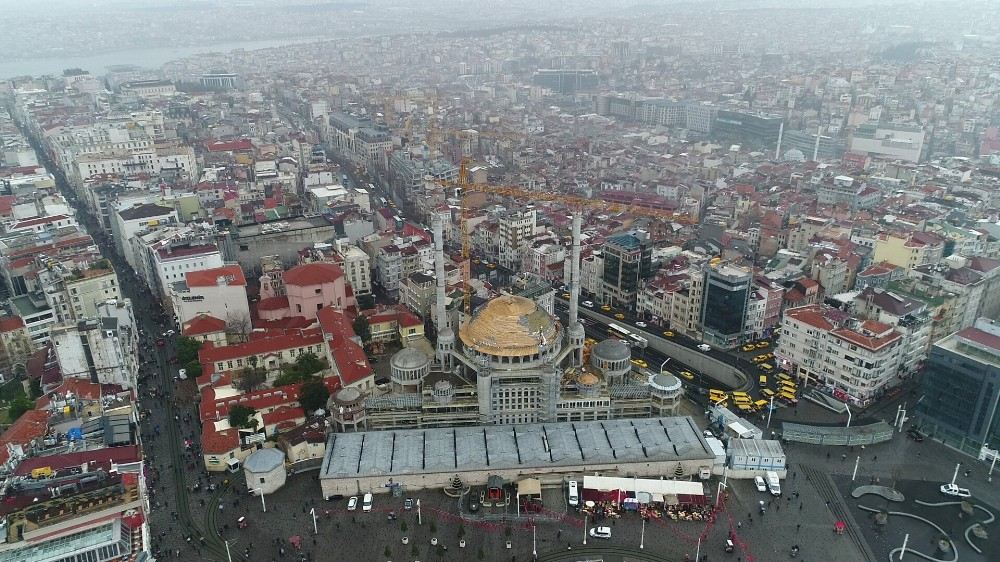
[568,481,579,507]
[765,471,781,496]
[362,492,373,512]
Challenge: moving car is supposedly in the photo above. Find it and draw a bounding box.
[635,321,647,328]
[754,476,767,492]
[662,330,674,338]
[679,370,694,380]
[697,343,711,352]
[615,313,625,320]
[589,527,612,539]
[756,341,770,348]
[939,484,971,498]
[347,496,358,511]
[562,293,571,299]
[631,359,648,369]
[601,304,612,312]
[742,344,756,352]
[582,300,594,308]
[404,498,414,511]
[906,428,926,442]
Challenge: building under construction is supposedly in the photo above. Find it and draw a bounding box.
[329,215,685,431]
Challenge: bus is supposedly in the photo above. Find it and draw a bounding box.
[629,333,649,348]
[608,323,631,340]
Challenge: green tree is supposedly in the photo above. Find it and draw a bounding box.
[430,521,437,533]
[400,521,408,533]
[7,397,34,423]
[352,314,371,344]
[29,378,42,400]
[411,544,419,557]
[384,546,392,558]
[298,379,330,414]
[235,367,267,392]
[176,336,204,365]
[294,352,325,376]
[184,360,202,378]
[228,404,257,428]
[478,547,485,560]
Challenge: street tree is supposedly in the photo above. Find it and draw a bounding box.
[235,367,267,392]
[352,314,371,344]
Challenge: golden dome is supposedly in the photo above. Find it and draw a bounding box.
[459,295,561,357]
[578,373,599,386]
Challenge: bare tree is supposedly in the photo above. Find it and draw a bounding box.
[226,312,252,343]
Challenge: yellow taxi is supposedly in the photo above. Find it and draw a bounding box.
[755,341,770,349]
[562,293,571,299]
[473,258,481,264]
[631,359,648,369]
[601,304,612,312]
[662,330,674,338]
[679,370,695,380]
[759,375,767,386]
[487,263,497,269]
[615,313,625,320]
[741,344,756,352]
[759,363,774,372]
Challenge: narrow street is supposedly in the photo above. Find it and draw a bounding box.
[20,127,238,561]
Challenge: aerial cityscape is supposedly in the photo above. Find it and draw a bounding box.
[0,1,999,561]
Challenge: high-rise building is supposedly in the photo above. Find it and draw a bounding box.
[916,318,1000,457]
[700,262,752,349]
[600,232,652,311]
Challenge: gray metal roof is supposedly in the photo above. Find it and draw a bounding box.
[321,417,713,480]
[592,339,630,362]
[244,448,285,473]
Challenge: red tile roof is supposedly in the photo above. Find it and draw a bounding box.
[201,423,240,455]
[257,296,290,312]
[185,264,247,287]
[199,329,324,365]
[262,406,305,428]
[35,379,104,409]
[0,316,25,332]
[785,304,836,331]
[831,325,901,351]
[956,326,1000,353]
[283,262,344,286]
[183,313,227,336]
[0,409,49,464]
[10,214,71,229]
[205,138,253,153]
[13,445,142,476]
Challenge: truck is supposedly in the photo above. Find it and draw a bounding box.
[765,471,781,496]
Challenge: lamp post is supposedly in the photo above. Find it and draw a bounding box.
[532,524,537,559]
[660,358,671,373]
[766,395,774,428]
[852,455,861,482]
[989,453,997,483]
[898,533,909,560]
[251,487,266,513]
[224,539,233,562]
[695,535,702,562]
[640,516,645,549]
[310,507,318,534]
[844,403,852,429]
[583,513,588,545]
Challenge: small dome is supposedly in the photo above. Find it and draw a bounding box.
[390,347,431,371]
[334,386,363,405]
[243,448,285,473]
[592,338,630,362]
[649,373,681,392]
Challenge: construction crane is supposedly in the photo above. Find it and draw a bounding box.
[438,159,695,317]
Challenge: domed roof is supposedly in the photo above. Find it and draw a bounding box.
[334,386,363,405]
[649,373,681,392]
[243,448,285,473]
[390,347,431,370]
[578,373,600,386]
[459,295,561,357]
[592,338,630,362]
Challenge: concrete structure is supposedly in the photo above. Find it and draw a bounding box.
[243,448,287,495]
[152,244,225,302]
[872,232,944,270]
[917,318,1000,457]
[50,317,137,388]
[110,202,178,269]
[727,439,787,473]
[849,123,925,163]
[169,264,250,330]
[229,216,339,276]
[319,416,715,498]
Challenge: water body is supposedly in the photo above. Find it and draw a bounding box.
[0,36,329,80]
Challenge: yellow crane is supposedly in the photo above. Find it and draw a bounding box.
[439,159,694,316]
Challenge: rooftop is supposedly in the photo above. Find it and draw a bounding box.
[321,417,713,480]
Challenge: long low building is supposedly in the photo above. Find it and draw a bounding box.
[319,416,716,498]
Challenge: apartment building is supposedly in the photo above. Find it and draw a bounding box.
[872,231,945,270]
[600,232,652,312]
[169,264,250,329]
[498,208,537,270]
[778,304,904,406]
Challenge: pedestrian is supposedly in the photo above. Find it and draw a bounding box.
[799,503,803,511]
[737,521,742,529]
[873,455,877,462]
[796,523,801,533]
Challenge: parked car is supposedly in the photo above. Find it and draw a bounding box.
[589,527,612,539]
[404,498,413,511]
[347,496,358,511]
[907,428,926,442]
[939,484,971,498]
[754,476,767,493]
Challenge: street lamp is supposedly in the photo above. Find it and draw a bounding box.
[639,516,645,549]
[250,487,266,513]
[843,403,852,429]
[660,358,671,373]
[583,513,588,545]
[766,395,774,428]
